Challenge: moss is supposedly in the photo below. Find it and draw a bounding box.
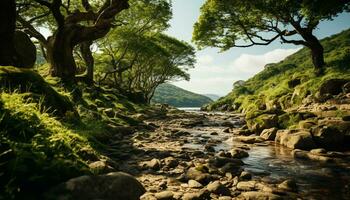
[0,66,74,117]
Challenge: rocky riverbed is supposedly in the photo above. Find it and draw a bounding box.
[51,108,350,200]
[108,108,350,200]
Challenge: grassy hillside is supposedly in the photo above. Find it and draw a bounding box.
[152,83,213,107]
[206,29,350,116]
[0,66,164,199]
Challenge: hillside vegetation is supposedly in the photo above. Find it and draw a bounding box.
[206,29,350,115]
[152,83,212,107]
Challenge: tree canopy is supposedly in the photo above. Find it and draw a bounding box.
[193,0,350,74]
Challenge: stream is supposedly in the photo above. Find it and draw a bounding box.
[179,110,350,199]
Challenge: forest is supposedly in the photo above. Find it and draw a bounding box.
[1,0,350,200]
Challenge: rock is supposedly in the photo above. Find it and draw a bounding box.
[277,180,297,192]
[164,157,179,168]
[239,191,283,200]
[46,172,145,200]
[342,115,350,121]
[188,180,203,188]
[319,79,349,96]
[288,78,301,88]
[310,148,327,154]
[186,167,212,184]
[312,126,345,150]
[14,31,36,68]
[155,191,174,200]
[175,130,191,137]
[239,171,252,181]
[275,130,316,150]
[246,114,278,134]
[223,128,231,133]
[208,157,244,168]
[230,149,249,159]
[182,190,210,200]
[218,196,232,200]
[234,136,264,144]
[236,181,257,191]
[144,158,161,170]
[88,160,114,173]
[210,131,219,135]
[219,163,242,175]
[343,82,350,93]
[298,120,317,129]
[206,181,231,196]
[204,144,216,152]
[292,149,332,162]
[260,128,278,141]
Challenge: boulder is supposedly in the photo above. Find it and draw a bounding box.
[144,158,161,170]
[260,128,278,141]
[343,82,350,93]
[182,190,210,200]
[236,181,258,191]
[164,157,179,168]
[277,180,297,192]
[319,79,349,96]
[208,157,244,168]
[312,126,345,150]
[14,31,36,68]
[239,171,252,181]
[185,167,213,184]
[275,130,316,150]
[46,172,145,200]
[247,114,278,134]
[188,180,203,188]
[234,136,264,144]
[206,181,231,196]
[230,149,249,159]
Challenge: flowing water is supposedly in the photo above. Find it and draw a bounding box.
[181,111,350,200]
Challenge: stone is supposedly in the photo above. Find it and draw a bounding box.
[144,158,161,170]
[210,131,219,135]
[275,130,316,150]
[230,149,249,159]
[88,160,114,173]
[164,157,179,168]
[219,163,242,175]
[154,191,175,200]
[186,167,212,184]
[236,181,257,191]
[223,128,231,133]
[310,148,327,154]
[188,180,203,188]
[206,181,231,196]
[239,171,252,181]
[319,79,349,96]
[312,126,345,150]
[239,191,283,200]
[218,196,232,200]
[182,190,210,200]
[260,128,278,141]
[234,136,264,144]
[343,82,350,93]
[208,157,244,168]
[277,180,297,192]
[292,149,332,162]
[14,31,37,68]
[246,114,278,134]
[46,172,145,200]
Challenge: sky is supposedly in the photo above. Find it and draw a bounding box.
[166,0,350,96]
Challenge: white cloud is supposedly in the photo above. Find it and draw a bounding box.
[230,48,300,74]
[174,48,300,95]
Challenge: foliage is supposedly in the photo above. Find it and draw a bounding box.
[208,29,350,114]
[152,83,213,107]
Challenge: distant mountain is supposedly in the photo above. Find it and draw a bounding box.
[152,84,213,107]
[203,94,221,101]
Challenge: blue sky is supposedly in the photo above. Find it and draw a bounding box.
[166,0,350,96]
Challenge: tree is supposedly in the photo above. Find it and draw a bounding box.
[0,0,16,66]
[193,0,350,75]
[17,0,129,82]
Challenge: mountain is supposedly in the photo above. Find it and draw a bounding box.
[152,83,213,107]
[203,94,221,101]
[205,28,350,113]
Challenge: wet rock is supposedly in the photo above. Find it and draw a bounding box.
[237,129,254,136]
[230,149,249,159]
[239,171,252,181]
[275,130,316,150]
[219,163,242,175]
[186,167,213,184]
[164,157,179,168]
[206,181,231,196]
[208,157,244,168]
[204,144,216,152]
[292,149,332,162]
[188,180,203,188]
[310,148,327,154]
[239,191,283,200]
[46,172,145,200]
[278,180,297,192]
[234,136,264,144]
[155,191,175,200]
[144,158,161,170]
[260,128,278,141]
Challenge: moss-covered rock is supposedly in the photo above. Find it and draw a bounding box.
[246,114,278,134]
[0,66,74,116]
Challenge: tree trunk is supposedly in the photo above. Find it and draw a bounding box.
[80,41,94,85]
[310,41,325,76]
[0,0,16,66]
[48,26,78,82]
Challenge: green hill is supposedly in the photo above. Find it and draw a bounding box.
[205,29,350,115]
[152,83,213,107]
